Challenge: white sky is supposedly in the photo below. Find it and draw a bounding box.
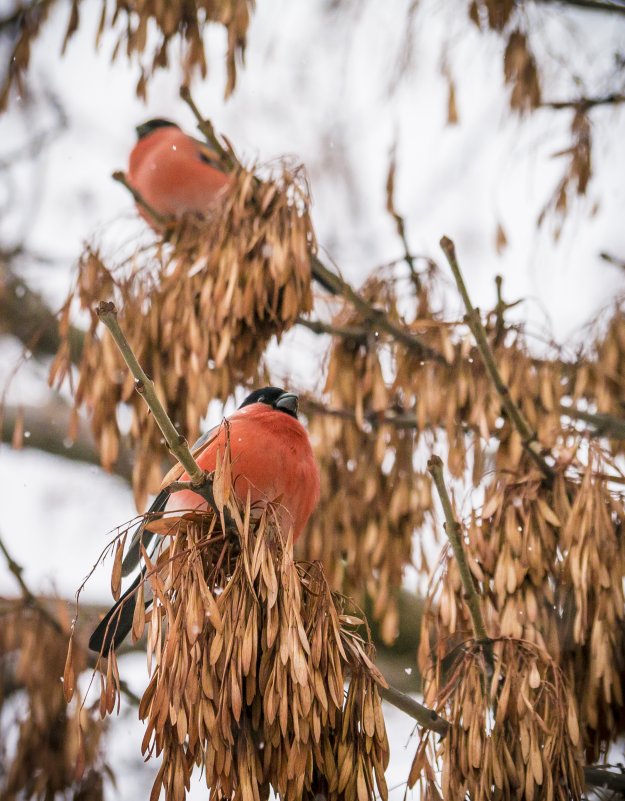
[1,0,624,797]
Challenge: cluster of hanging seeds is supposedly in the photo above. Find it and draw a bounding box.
[87,449,388,801]
[0,603,107,801]
[1,0,253,109]
[302,274,438,643]
[419,445,625,763]
[412,639,583,801]
[49,158,314,510]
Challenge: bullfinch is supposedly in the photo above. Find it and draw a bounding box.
[88,387,320,655]
[126,118,231,227]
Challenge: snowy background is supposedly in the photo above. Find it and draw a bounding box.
[1,0,624,797]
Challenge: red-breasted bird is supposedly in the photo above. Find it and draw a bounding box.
[126,118,231,228]
[88,387,320,655]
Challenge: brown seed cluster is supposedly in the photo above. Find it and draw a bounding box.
[303,275,437,644]
[301,269,571,641]
[419,447,625,763]
[1,0,252,109]
[89,467,389,801]
[411,640,584,801]
[49,161,314,510]
[0,604,106,800]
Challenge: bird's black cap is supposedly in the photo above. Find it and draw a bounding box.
[135,118,177,140]
[240,387,299,419]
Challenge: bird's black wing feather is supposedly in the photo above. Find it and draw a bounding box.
[88,572,144,655]
[121,488,170,577]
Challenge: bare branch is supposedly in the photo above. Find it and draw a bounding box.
[379,684,449,736]
[96,303,204,484]
[440,236,555,481]
[600,251,625,271]
[583,766,625,793]
[179,85,237,171]
[561,404,625,439]
[95,302,236,532]
[541,93,625,110]
[0,399,133,480]
[310,255,446,362]
[303,394,625,442]
[534,0,625,14]
[111,171,172,228]
[0,255,83,360]
[296,316,368,342]
[0,531,64,634]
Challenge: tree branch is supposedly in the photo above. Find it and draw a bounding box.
[0,531,64,635]
[111,171,172,228]
[96,303,204,483]
[95,302,236,532]
[0,255,83,361]
[1,399,133,480]
[427,456,489,644]
[561,404,625,439]
[534,0,625,13]
[309,255,446,362]
[179,85,237,171]
[541,93,625,110]
[440,236,555,481]
[296,316,368,343]
[379,684,449,735]
[302,394,625,441]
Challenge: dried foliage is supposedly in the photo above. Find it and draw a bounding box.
[419,447,625,765]
[412,639,584,801]
[580,306,625,442]
[0,604,107,800]
[538,110,592,233]
[0,0,252,109]
[86,450,389,801]
[303,273,439,643]
[503,30,541,113]
[49,159,314,510]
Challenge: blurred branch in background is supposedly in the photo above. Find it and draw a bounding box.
[0,399,133,480]
[535,0,625,13]
[0,251,84,359]
[541,92,625,110]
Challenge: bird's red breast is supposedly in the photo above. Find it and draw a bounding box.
[163,403,320,541]
[126,126,231,227]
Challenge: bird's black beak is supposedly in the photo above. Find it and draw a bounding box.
[276,392,299,417]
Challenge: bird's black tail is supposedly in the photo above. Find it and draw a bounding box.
[88,573,143,655]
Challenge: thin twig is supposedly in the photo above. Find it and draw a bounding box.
[296,316,368,342]
[178,86,446,361]
[112,171,172,228]
[95,302,236,531]
[560,404,625,439]
[179,86,237,171]
[97,302,205,484]
[600,251,625,271]
[427,456,489,644]
[302,395,625,442]
[540,92,625,110]
[440,236,555,481]
[379,684,449,736]
[310,254,446,362]
[0,532,64,634]
[534,0,625,14]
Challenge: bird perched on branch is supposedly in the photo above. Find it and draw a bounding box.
[126,118,231,228]
[89,387,319,654]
